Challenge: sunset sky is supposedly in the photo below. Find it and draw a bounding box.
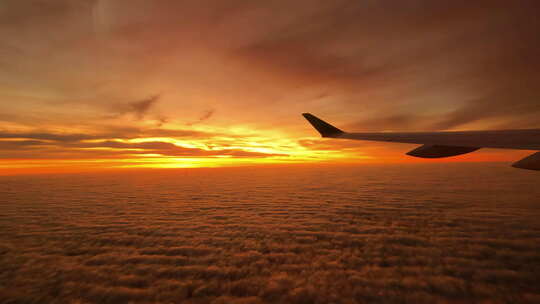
[1,0,539,173]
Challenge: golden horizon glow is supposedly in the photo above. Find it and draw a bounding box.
[0,110,532,175]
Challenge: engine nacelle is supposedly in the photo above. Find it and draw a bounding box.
[407,145,480,158]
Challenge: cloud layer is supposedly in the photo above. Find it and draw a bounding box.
[2,166,540,303]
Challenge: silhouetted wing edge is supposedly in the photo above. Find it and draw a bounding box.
[302,113,540,170]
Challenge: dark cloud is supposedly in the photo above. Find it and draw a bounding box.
[430,84,540,130]
[234,0,540,130]
[348,114,433,132]
[89,125,212,139]
[0,135,286,159]
[0,131,102,142]
[0,140,46,149]
[186,109,215,126]
[0,127,214,143]
[141,128,216,138]
[199,109,215,122]
[70,140,287,158]
[0,0,87,42]
[0,124,287,161]
[107,95,161,120]
[128,95,160,119]
[350,84,540,131]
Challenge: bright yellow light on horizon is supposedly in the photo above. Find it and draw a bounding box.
[0,123,374,175]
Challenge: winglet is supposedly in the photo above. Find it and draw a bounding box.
[302,113,344,137]
[512,152,540,171]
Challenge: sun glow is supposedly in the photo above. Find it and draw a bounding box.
[0,122,371,175]
[0,118,523,175]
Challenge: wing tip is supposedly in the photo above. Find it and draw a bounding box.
[302,113,344,137]
[512,152,540,171]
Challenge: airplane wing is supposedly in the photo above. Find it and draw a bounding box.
[302,113,540,171]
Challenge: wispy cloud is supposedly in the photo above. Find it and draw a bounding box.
[186,109,215,126]
[0,129,287,160]
[128,95,160,119]
[106,95,161,120]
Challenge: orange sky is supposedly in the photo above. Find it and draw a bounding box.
[0,1,539,175]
